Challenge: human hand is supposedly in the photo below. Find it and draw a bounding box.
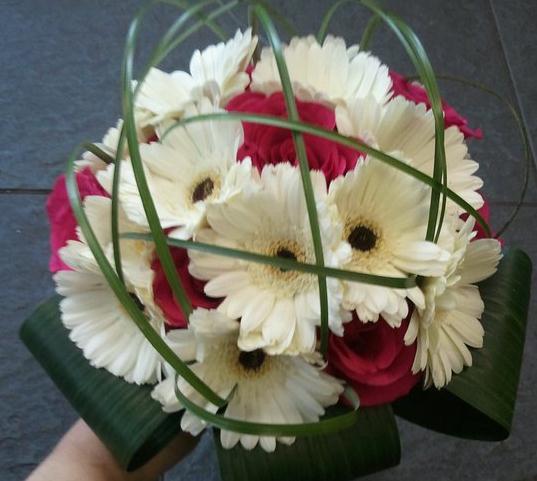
[26,419,199,481]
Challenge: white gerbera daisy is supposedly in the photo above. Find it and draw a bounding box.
[189,163,351,355]
[251,35,392,106]
[336,95,484,214]
[54,195,165,384]
[328,156,451,327]
[135,28,257,127]
[98,101,257,240]
[405,217,502,388]
[151,308,343,452]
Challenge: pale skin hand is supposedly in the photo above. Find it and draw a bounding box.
[26,419,199,481]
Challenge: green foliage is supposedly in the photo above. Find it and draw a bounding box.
[20,296,182,471]
[394,249,532,440]
[20,1,532,479]
[215,405,400,481]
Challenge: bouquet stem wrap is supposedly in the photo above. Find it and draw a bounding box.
[20,0,533,479]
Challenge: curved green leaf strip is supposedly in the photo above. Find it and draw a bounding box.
[20,296,182,471]
[82,142,115,165]
[123,232,417,288]
[247,0,298,37]
[431,74,533,238]
[317,0,380,49]
[394,248,532,440]
[252,5,331,356]
[165,0,229,41]
[117,0,241,321]
[144,0,235,70]
[359,13,381,50]
[317,0,449,242]
[215,405,401,481]
[66,145,226,407]
[162,112,491,236]
[111,129,126,283]
[121,5,193,320]
[359,0,448,243]
[111,0,239,286]
[317,0,351,43]
[175,378,360,437]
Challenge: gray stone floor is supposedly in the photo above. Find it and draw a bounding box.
[1,0,535,480]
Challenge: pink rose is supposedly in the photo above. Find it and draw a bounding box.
[226,91,359,182]
[46,168,108,273]
[152,247,219,328]
[327,313,420,407]
[390,71,483,139]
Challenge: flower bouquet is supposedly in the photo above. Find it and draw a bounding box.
[21,1,533,480]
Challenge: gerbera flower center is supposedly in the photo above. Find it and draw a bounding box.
[191,177,215,203]
[247,236,316,296]
[238,349,266,371]
[348,225,377,251]
[276,247,297,271]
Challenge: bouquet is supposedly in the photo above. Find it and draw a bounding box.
[22,1,532,480]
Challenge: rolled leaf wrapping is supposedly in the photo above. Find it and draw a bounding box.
[214,405,401,481]
[394,248,532,440]
[20,296,182,471]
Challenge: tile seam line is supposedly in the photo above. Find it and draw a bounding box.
[0,189,52,195]
[488,0,537,185]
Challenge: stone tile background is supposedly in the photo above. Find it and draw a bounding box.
[0,0,535,480]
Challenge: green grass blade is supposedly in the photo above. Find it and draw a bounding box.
[121,5,194,319]
[244,0,299,38]
[252,5,331,356]
[161,112,491,235]
[359,0,448,243]
[111,0,223,288]
[65,144,226,407]
[318,0,451,242]
[145,0,238,71]
[162,0,228,40]
[318,0,382,48]
[82,137,124,283]
[122,232,417,288]
[113,0,241,287]
[82,142,114,164]
[432,74,533,238]
[158,1,239,61]
[117,0,246,317]
[111,127,127,284]
[175,376,359,436]
[360,13,381,50]
[317,0,350,43]
[248,4,262,63]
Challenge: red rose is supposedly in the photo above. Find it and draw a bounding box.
[152,247,219,328]
[327,313,420,407]
[390,71,483,140]
[226,91,359,182]
[46,168,109,273]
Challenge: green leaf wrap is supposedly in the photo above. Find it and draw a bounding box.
[394,248,532,440]
[19,246,532,476]
[20,295,182,471]
[214,405,401,481]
